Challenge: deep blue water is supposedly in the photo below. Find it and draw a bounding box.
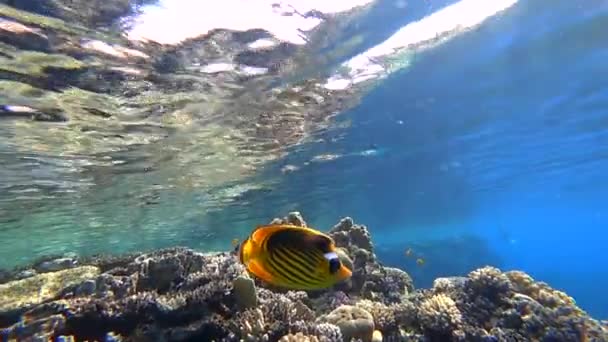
[205,0,608,318]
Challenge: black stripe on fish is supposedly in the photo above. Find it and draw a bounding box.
[276,247,326,286]
[265,250,301,286]
[268,260,301,285]
[278,247,326,283]
[278,247,327,285]
[269,248,314,286]
[288,248,321,274]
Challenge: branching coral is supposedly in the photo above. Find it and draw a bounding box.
[467,266,512,301]
[356,300,395,333]
[418,293,463,335]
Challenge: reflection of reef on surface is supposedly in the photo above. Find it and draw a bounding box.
[0,3,373,225]
[1,213,606,341]
[2,0,159,29]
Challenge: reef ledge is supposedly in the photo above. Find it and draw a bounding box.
[1,213,606,342]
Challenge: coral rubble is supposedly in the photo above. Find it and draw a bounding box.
[1,213,606,342]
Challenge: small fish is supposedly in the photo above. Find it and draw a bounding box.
[405,248,413,257]
[416,258,425,266]
[231,238,240,247]
[237,224,352,290]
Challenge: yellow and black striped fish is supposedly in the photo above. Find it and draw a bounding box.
[236,224,352,290]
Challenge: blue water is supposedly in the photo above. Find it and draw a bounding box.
[204,0,608,318]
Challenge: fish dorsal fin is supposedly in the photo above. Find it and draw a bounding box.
[265,226,334,254]
[302,232,334,253]
[249,224,299,245]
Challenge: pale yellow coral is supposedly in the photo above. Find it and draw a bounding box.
[371,329,383,342]
[279,332,319,342]
[506,271,581,312]
[233,274,258,309]
[356,300,395,331]
[468,266,511,293]
[239,308,267,341]
[418,293,462,332]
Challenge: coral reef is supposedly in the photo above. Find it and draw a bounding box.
[1,214,607,342]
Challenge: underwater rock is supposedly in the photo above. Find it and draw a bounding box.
[270,211,308,227]
[328,217,372,255]
[0,215,606,342]
[310,290,352,314]
[37,257,78,273]
[0,266,99,312]
[14,269,37,280]
[74,279,97,296]
[233,275,258,310]
[431,276,468,294]
[131,247,208,293]
[1,313,66,341]
[324,216,414,304]
[319,305,375,342]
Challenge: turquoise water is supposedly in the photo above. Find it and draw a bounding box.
[1,0,607,319]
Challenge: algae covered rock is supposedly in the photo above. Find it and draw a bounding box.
[233,274,258,310]
[0,265,100,312]
[269,211,308,227]
[37,257,78,272]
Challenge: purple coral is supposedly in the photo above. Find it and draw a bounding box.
[328,291,351,310]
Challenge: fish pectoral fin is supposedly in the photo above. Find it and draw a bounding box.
[247,259,275,283]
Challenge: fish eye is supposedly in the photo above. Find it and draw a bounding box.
[328,258,341,274]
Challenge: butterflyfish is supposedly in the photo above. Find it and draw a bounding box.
[237,224,352,290]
